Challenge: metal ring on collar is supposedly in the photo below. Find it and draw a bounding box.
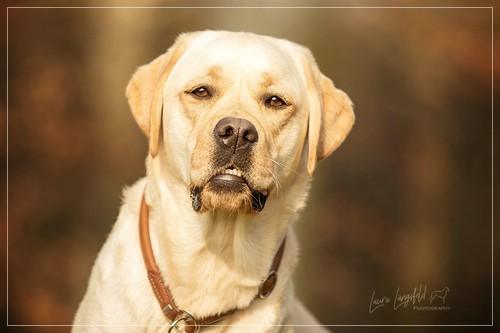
[168,309,200,333]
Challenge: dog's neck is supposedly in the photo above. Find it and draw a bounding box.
[142,177,307,317]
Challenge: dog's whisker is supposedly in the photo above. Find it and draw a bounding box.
[266,167,282,195]
[269,158,301,176]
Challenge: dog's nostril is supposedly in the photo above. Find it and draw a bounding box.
[214,117,258,150]
[243,129,258,143]
[223,127,233,137]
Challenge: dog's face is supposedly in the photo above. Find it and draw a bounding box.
[126,31,354,214]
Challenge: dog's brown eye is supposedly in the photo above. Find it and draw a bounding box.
[266,96,286,108]
[191,87,211,98]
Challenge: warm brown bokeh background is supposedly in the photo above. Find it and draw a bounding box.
[3,1,497,332]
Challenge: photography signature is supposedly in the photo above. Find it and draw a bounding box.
[369,285,451,314]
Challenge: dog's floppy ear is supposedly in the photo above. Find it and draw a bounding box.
[304,54,355,175]
[125,33,193,158]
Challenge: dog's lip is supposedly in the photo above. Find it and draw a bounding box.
[208,168,269,196]
[200,167,269,212]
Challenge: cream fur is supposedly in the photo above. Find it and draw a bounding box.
[73,31,354,333]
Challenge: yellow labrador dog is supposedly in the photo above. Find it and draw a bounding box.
[73,31,354,333]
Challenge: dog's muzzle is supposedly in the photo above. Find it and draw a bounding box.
[190,117,268,212]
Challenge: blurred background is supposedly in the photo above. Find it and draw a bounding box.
[3,1,496,332]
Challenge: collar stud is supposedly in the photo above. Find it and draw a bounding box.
[259,271,278,299]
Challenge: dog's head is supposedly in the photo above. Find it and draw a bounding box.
[126,31,354,214]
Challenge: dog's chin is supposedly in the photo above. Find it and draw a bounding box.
[190,173,268,213]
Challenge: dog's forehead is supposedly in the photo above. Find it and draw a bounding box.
[173,32,304,81]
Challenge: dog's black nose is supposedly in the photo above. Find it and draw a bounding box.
[214,117,258,151]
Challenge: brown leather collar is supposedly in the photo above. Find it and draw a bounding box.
[139,192,286,333]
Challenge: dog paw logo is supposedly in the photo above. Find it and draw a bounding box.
[429,286,450,304]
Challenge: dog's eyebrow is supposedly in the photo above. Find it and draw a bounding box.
[258,72,298,105]
[183,65,223,91]
[260,72,275,88]
[205,65,223,80]
[259,72,295,92]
